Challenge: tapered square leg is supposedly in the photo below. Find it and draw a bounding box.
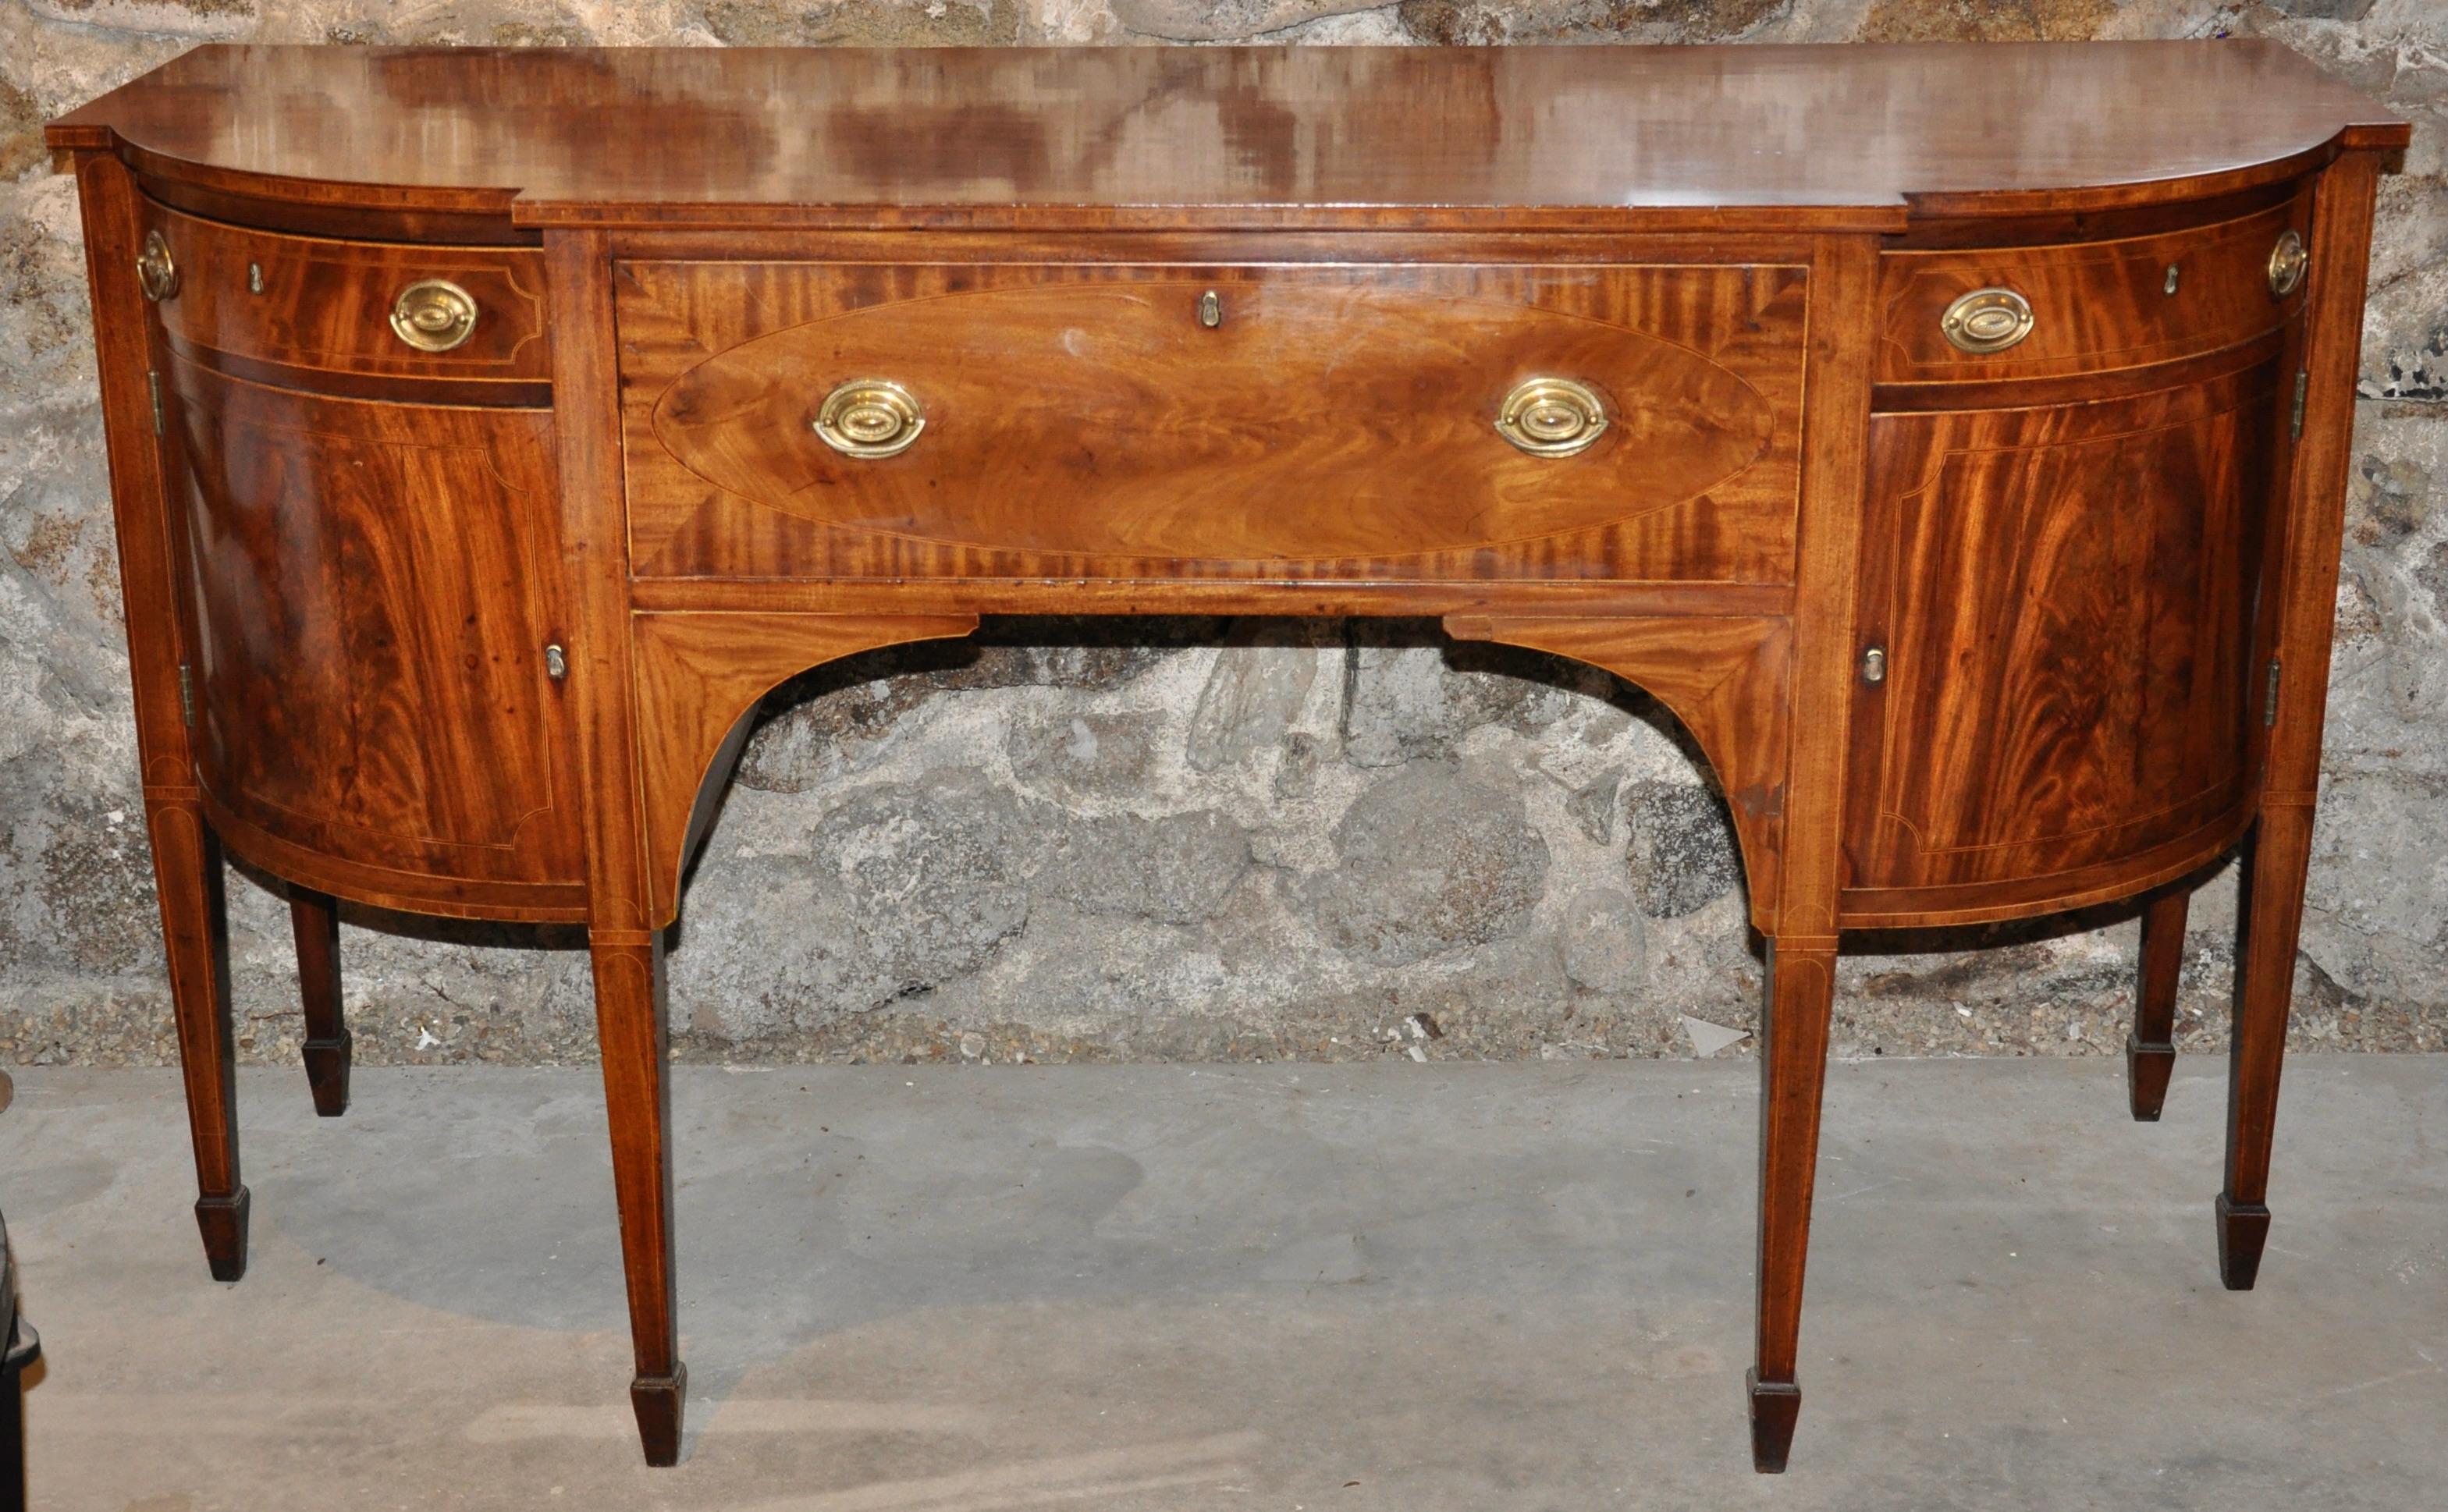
[1750,939,1835,1475]
[290,888,352,1117]
[2126,889,2187,1121]
[2222,811,2314,1290]
[145,801,248,1283]
[593,932,685,1466]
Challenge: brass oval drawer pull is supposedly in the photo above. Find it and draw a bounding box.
[136,229,179,302]
[1495,377,1608,457]
[389,279,479,353]
[2267,229,2308,298]
[813,378,926,459]
[1939,288,2034,354]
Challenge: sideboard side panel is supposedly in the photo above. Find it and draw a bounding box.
[73,151,197,797]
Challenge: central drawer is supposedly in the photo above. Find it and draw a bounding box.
[616,261,1807,584]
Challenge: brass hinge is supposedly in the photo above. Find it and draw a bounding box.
[177,661,195,727]
[2264,657,2281,729]
[148,370,164,437]
[2289,370,2308,442]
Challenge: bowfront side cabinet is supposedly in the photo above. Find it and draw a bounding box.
[48,43,2407,1471]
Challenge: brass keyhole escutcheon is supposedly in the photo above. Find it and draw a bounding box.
[1939,288,2034,354]
[1495,377,1608,457]
[813,378,926,460]
[389,279,480,353]
[2268,229,2309,298]
[135,229,179,302]
[1198,289,1223,328]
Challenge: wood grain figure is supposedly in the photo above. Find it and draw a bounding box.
[45,43,2409,1473]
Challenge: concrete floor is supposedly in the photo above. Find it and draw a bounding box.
[0,1058,2441,1511]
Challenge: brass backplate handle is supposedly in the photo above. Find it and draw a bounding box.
[1495,377,1608,457]
[1939,288,2034,354]
[389,279,479,353]
[813,378,926,460]
[2268,229,2308,298]
[135,229,179,302]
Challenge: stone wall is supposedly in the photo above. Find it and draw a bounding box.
[2,1,2442,1070]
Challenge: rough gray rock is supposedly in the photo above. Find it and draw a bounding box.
[1007,709,1164,799]
[799,769,1039,1009]
[1562,887,1648,996]
[1339,634,1569,769]
[1040,808,1252,925]
[1625,781,1743,920]
[1304,762,1551,966]
[1185,629,1321,772]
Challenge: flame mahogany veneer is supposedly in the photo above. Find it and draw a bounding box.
[48,42,2410,1474]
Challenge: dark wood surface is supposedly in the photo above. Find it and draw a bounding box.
[161,360,587,915]
[2220,148,2386,1294]
[141,203,551,399]
[47,43,2407,230]
[545,227,688,1466]
[620,256,1807,583]
[1842,351,2283,923]
[45,41,2407,1477]
[1875,194,2308,382]
[289,888,351,1118]
[2129,889,2187,1121]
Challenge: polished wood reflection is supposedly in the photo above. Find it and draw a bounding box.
[48,43,2407,230]
[44,42,2410,1479]
[1842,353,2286,925]
[162,360,585,917]
[620,257,1805,582]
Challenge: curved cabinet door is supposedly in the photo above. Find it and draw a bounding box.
[162,359,586,919]
[1839,354,2290,926]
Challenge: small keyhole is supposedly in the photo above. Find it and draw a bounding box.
[2163,264,2180,296]
[1860,645,1887,685]
[545,644,567,682]
[248,263,264,295]
[1198,290,1223,328]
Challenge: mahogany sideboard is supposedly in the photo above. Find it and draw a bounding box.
[45,42,2410,1472]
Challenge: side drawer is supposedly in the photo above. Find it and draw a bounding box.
[616,260,1810,584]
[1877,197,2311,385]
[135,201,550,396]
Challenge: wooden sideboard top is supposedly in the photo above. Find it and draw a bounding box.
[48,42,2407,232]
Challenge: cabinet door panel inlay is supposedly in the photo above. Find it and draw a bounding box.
[1843,357,2283,908]
[167,361,582,886]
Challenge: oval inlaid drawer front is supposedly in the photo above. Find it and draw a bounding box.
[633,266,1799,572]
[137,203,549,394]
[1877,197,2311,385]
